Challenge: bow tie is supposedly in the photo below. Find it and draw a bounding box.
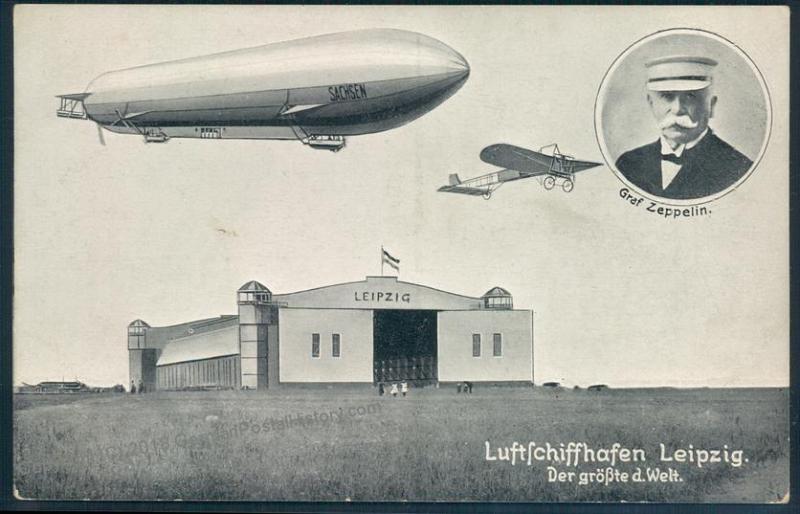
[661,153,684,165]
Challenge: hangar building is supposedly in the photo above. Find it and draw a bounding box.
[128,276,534,391]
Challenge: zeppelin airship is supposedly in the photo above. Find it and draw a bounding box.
[56,29,470,151]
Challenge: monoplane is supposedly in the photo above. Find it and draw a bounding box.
[438,143,602,199]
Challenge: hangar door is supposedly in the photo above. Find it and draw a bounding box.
[373,310,437,384]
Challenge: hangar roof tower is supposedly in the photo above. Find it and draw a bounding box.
[481,286,513,309]
[238,280,272,304]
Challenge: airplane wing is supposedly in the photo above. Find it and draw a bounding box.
[480,143,603,175]
[480,144,553,175]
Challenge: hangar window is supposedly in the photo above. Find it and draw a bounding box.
[493,333,503,357]
[238,291,272,303]
[472,334,481,357]
[332,334,341,358]
[487,296,512,309]
[312,333,320,358]
[237,281,273,305]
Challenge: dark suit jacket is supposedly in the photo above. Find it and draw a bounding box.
[615,131,753,200]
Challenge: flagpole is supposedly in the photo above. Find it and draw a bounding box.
[380,246,384,276]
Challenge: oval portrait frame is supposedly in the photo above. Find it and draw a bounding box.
[594,28,772,207]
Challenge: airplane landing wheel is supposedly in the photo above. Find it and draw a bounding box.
[562,179,574,193]
[543,176,556,190]
[483,191,492,200]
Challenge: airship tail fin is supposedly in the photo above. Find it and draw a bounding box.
[56,93,90,119]
[57,92,91,101]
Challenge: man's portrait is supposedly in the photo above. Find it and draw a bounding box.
[596,30,770,204]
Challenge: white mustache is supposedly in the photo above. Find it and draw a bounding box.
[659,114,699,130]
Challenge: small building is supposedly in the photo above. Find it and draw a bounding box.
[128,276,534,390]
[29,381,89,393]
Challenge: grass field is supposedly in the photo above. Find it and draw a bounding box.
[13,386,789,502]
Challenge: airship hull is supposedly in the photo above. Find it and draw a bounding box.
[71,29,469,149]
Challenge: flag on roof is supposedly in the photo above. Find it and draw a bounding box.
[382,247,400,271]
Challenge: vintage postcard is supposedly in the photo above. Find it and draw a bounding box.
[11,4,790,504]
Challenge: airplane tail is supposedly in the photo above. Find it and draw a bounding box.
[448,173,461,186]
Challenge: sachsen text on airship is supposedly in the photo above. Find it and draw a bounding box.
[56,29,470,152]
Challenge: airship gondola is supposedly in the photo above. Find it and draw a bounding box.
[56,29,470,152]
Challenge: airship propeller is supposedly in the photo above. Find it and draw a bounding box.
[96,123,106,146]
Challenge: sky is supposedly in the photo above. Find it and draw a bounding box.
[13,5,789,387]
